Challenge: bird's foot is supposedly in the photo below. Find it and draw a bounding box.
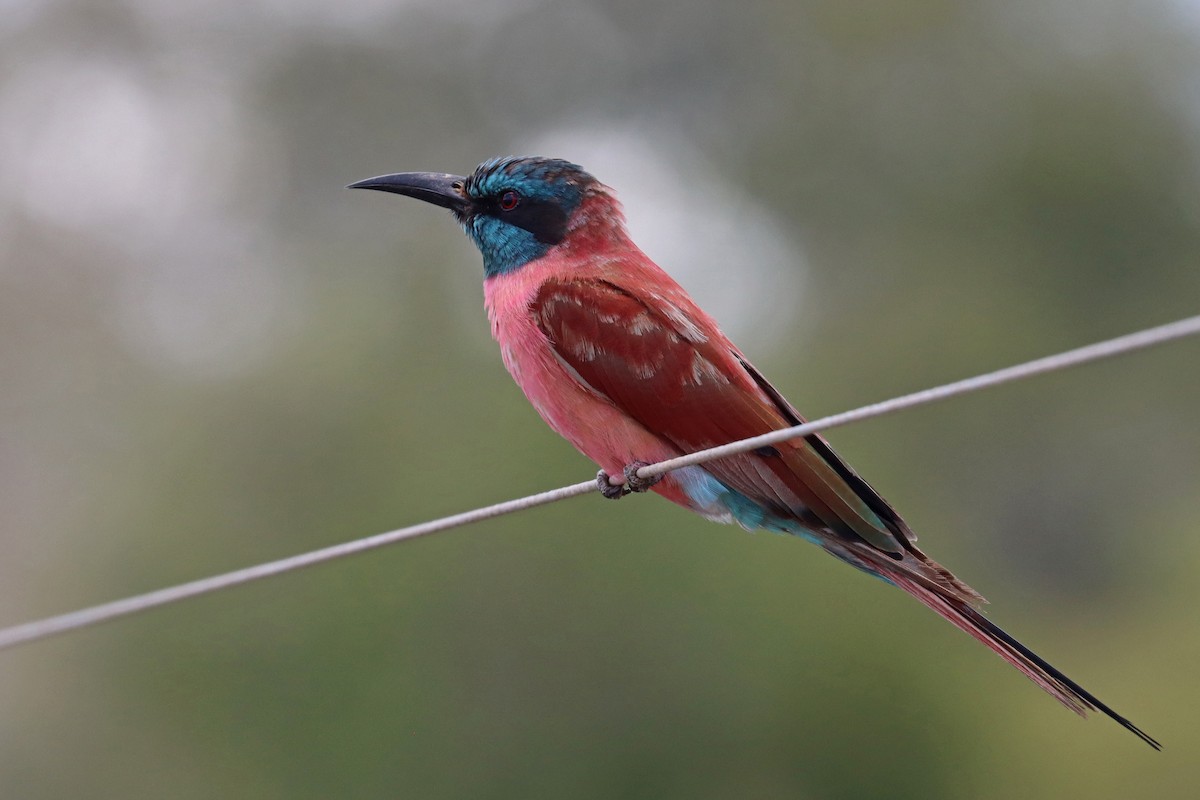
[596,470,630,500]
[623,461,660,493]
[595,461,661,500]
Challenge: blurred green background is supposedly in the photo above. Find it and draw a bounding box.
[2,1,1198,797]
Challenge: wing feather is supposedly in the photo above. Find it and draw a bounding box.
[533,277,907,557]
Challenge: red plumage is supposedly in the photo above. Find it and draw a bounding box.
[354,157,1158,748]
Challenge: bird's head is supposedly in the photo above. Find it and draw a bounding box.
[350,156,617,277]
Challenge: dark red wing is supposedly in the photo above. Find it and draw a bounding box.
[532,277,907,555]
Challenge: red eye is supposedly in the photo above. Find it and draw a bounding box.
[498,190,520,211]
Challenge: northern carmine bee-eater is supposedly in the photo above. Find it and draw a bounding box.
[350,156,1159,749]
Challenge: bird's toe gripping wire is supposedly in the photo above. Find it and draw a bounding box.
[624,461,660,492]
[596,470,629,499]
[596,461,661,500]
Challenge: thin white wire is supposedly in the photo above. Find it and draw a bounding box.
[0,314,1197,652]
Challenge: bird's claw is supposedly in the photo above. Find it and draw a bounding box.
[623,461,660,493]
[596,470,631,500]
[596,462,660,500]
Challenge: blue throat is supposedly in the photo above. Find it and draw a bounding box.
[458,156,592,277]
[464,216,556,277]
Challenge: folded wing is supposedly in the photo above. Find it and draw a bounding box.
[533,276,912,559]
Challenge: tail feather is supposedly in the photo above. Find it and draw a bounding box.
[883,566,1161,750]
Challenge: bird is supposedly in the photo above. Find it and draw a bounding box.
[349,156,1159,749]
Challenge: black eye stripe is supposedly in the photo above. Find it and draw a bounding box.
[489,195,569,245]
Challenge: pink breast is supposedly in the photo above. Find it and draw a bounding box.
[482,261,693,507]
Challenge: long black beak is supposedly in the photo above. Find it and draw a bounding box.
[347,172,470,213]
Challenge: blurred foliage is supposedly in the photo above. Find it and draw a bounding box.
[1,0,1198,797]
